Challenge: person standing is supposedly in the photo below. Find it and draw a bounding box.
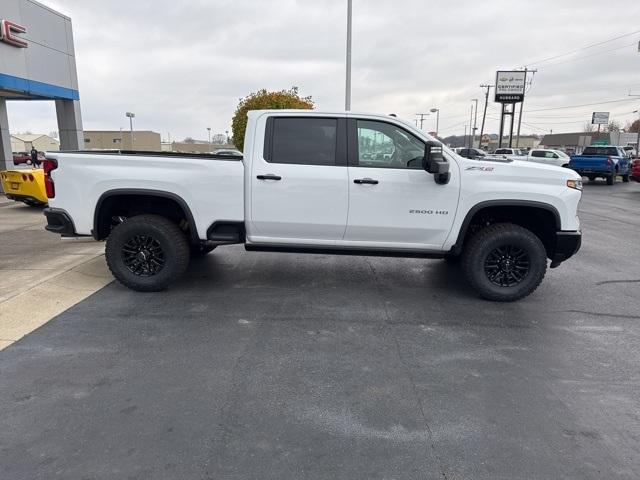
[30,146,40,167]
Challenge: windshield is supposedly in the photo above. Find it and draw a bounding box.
[582,147,618,156]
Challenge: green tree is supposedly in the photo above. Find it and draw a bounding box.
[231,87,314,151]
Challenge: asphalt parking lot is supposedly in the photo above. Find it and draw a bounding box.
[1,182,639,479]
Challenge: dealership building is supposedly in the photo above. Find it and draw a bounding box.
[0,0,83,171]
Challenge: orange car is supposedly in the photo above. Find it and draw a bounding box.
[0,168,48,206]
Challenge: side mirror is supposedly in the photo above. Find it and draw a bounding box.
[423,141,450,184]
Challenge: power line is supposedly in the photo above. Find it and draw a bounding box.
[521,29,640,67]
[525,98,633,112]
[536,42,636,70]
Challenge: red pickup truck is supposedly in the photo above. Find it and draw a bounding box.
[631,159,640,182]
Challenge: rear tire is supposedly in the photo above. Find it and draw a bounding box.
[462,223,547,302]
[622,173,630,183]
[105,214,190,292]
[606,173,615,185]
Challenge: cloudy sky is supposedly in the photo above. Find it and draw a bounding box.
[7,0,640,141]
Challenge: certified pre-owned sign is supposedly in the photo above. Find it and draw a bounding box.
[0,19,28,48]
[591,112,610,125]
[495,71,525,103]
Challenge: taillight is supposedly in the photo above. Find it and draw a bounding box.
[28,174,34,181]
[42,159,58,198]
[606,156,613,166]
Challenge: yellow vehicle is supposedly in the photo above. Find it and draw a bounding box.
[0,168,48,206]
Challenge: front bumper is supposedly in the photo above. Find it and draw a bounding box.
[550,231,581,268]
[44,207,80,237]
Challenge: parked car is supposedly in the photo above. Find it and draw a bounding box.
[213,149,242,157]
[454,147,486,159]
[12,151,44,166]
[569,146,631,185]
[486,148,528,161]
[631,159,640,182]
[524,149,571,168]
[43,110,582,302]
[0,168,48,206]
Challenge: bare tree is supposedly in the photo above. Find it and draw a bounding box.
[583,122,595,132]
[606,120,621,133]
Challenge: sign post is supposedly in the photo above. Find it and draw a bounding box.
[495,71,526,148]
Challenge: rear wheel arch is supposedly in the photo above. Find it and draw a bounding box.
[452,201,561,258]
[93,189,199,242]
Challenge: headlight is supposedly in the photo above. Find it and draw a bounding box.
[567,179,582,190]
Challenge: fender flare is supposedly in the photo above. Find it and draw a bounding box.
[93,188,199,242]
[451,200,561,255]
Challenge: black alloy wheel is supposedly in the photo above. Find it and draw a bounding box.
[121,234,166,276]
[483,245,530,287]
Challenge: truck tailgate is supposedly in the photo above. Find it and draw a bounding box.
[569,156,609,170]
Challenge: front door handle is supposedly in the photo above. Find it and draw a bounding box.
[257,174,282,181]
[353,178,379,185]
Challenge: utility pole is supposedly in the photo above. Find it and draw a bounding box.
[471,99,478,148]
[468,104,474,148]
[515,67,536,148]
[478,84,493,150]
[207,127,211,152]
[345,0,352,111]
[416,113,429,130]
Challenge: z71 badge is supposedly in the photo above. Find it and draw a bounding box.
[465,166,494,171]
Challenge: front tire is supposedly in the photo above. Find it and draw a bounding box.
[622,173,630,183]
[462,223,547,302]
[105,214,190,292]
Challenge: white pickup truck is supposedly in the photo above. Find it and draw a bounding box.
[487,148,571,168]
[43,110,583,301]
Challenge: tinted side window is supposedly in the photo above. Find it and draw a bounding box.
[270,118,337,165]
[495,149,509,154]
[356,120,425,169]
[531,150,544,157]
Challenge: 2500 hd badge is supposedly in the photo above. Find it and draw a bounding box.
[409,210,449,215]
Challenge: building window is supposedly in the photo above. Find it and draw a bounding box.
[113,138,122,144]
[84,138,90,143]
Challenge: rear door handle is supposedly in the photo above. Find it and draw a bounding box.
[353,178,378,185]
[257,174,282,181]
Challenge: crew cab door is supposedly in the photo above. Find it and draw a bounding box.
[344,118,459,249]
[249,116,349,243]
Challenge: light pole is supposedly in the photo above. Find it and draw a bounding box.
[207,127,211,152]
[634,110,640,158]
[430,108,440,137]
[471,99,478,148]
[345,0,352,111]
[225,130,229,145]
[125,112,135,149]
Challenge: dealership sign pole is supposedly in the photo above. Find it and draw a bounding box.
[495,71,526,148]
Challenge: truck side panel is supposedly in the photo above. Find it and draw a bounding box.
[47,153,245,239]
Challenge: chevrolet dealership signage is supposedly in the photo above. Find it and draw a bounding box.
[0,19,27,48]
[591,112,610,125]
[495,71,526,103]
